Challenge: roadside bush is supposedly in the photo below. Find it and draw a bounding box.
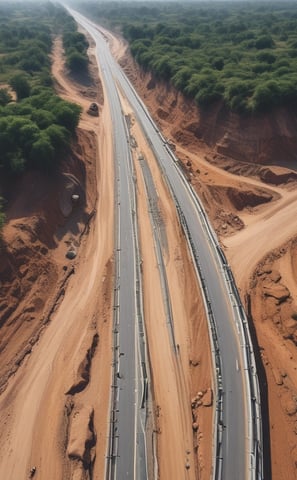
[172,66,194,92]
[45,124,69,150]
[195,84,223,106]
[224,80,253,113]
[63,31,89,52]
[30,109,56,129]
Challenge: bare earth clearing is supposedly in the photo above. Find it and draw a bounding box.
[0,24,297,480]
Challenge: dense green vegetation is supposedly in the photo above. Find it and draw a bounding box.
[0,88,81,174]
[76,1,297,113]
[0,2,87,230]
[63,18,89,74]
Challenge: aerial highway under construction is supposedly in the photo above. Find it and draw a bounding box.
[69,8,263,480]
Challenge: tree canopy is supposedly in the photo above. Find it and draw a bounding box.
[0,1,86,231]
[77,1,297,114]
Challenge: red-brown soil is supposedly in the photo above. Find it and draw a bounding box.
[0,129,97,394]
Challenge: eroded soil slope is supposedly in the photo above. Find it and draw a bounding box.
[123,57,297,169]
[0,129,97,393]
[0,35,104,393]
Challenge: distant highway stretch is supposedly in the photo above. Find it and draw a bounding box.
[68,7,263,480]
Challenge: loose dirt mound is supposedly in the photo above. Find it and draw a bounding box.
[252,244,297,345]
[206,154,297,186]
[226,186,273,211]
[66,333,99,395]
[259,166,297,185]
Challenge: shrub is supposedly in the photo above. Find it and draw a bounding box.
[256,51,276,64]
[45,124,69,150]
[67,51,88,73]
[251,80,280,111]
[30,134,55,171]
[30,109,56,129]
[255,35,275,49]
[224,79,253,112]
[0,88,12,106]
[53,103,81,133]
[9,74,31,100]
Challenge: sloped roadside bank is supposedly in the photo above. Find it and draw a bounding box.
[0,127,97,394]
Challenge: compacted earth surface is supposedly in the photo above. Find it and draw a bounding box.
[1,24,297,480]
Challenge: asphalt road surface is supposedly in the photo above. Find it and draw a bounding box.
[67,11,148,480]
[69,8,257,480]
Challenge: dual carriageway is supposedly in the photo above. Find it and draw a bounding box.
[69,9,263,480]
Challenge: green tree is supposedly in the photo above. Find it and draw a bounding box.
[255,35,275,49]
[172,66,193,91]
[67,51,88,73]
[9,74,31,100]
[53,103,81,133]
[30,134,55,171]
[6,149,25,174]
[19,122,40,154]
[257,51,276,64]
[251,80,280,111]
[30,109,55,129]
[45,124,69,150]
[0,88,12,107]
